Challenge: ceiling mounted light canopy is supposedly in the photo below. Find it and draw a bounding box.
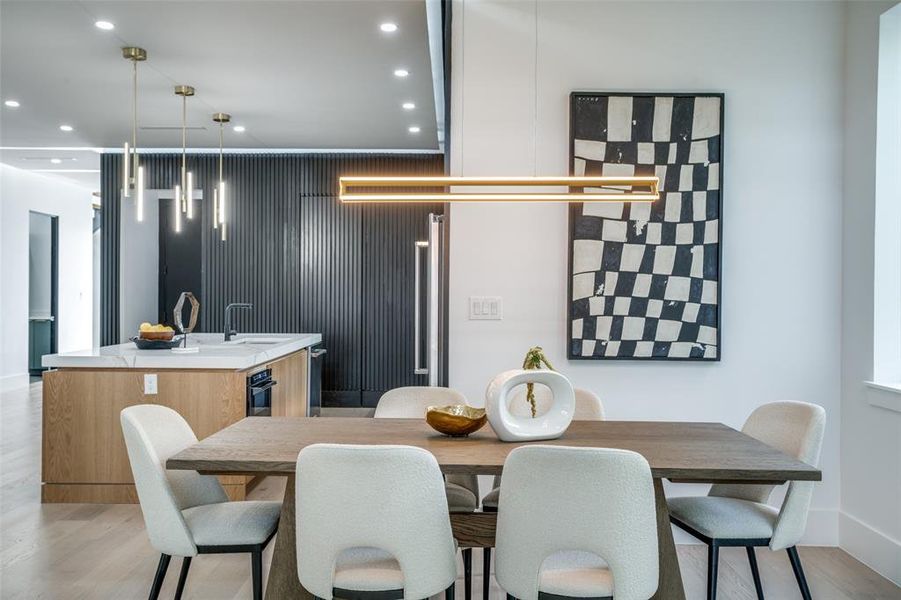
[212,112,230,242]
[173,84,195,231]
[338,176,660,203]
[121,47,146,204]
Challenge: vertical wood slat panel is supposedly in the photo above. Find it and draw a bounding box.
[101,153,444,406]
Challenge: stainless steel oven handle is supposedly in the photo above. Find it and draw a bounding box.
[249,380,277,393]
[414,240,429,375]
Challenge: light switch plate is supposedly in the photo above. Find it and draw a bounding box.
[143,374,158,395]
[469,296,503,320]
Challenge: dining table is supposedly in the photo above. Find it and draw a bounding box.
[167,417,821,600]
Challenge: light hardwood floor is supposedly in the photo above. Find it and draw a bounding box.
[1,382,898,600]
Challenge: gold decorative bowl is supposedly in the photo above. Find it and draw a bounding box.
[426,405,487,437]
[139,330,175,341]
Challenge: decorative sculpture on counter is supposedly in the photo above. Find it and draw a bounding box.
[172,292,200,353]
[485,347,575,442]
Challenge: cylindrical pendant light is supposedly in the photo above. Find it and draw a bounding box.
[173,85,195,230]
[212,112,231,241]
[121,47,146,205]
[136,166,145,221]
[174,184,182,233]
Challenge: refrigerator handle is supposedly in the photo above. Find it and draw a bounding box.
[414,240,429,376]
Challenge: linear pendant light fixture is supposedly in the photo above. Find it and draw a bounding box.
[121,47,146,206]
[212,112,230,241]
[173,85,195,231]
[338,176,660,203]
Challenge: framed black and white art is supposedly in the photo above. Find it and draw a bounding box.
[567,92,723,361]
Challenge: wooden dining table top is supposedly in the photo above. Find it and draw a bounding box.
[167,417,821,483]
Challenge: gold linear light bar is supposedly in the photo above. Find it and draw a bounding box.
[338,176,659,203]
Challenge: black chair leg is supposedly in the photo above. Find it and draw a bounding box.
[786,546,812,600]
[462,548,472,600]
[483,547,492,599]
[148,554,171,600]
[174,556,192,600]
[251,547,263,600]
[707,541,719,600]
[446,582,456,600]
[746,546,764,600]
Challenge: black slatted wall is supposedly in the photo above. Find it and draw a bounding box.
[101,153,444,406]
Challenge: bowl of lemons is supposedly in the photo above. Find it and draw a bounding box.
[138,322,175,341]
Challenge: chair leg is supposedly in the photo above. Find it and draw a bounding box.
[707,541,719,600]
[446,582,455,600]
[746,546,764,600]
[251,547,263,600]
[148,554,171,600]
[462,548,472,600]
[483,547,492,599]
[786,546,812,600]
[174,556,192,600]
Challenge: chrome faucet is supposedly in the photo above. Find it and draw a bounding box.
[224,303,253,341]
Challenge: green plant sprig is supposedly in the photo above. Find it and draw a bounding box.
[521,346,555,418]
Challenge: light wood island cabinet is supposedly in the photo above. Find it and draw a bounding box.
[41,334,319,503]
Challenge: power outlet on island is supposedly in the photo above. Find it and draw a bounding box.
[469,296,503,320]
[143,374,158,395]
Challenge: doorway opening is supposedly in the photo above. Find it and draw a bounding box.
[28,211,58,375]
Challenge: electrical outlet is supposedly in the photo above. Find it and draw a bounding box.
[469,296,503,320]
[143,374,158,395]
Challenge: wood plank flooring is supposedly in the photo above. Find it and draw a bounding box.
[1,382,898,600]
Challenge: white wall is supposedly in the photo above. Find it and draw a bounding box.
[1,165,94,389]
[840,0,901,585]
[450,0,844,545]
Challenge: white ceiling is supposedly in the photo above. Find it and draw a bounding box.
[0,0,441,190]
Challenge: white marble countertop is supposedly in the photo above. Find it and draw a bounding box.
[42,333,322,370]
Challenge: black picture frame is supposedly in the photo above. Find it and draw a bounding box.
[566,91,724,361]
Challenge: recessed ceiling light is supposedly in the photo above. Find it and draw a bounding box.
[408,126,421,134]
[393,69,409,78]
[95,20,114,30]
[233,125,245,133]
[4,100,20,108]
[402,102,415,110]
[59,125,74,132]
[50,158,62,164]
[380,22,398,33]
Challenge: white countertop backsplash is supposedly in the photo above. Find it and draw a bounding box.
[42,333,322,370]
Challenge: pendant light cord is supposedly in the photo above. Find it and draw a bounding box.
[132,58,138,183]
[181,94,187,202]
[533,0,538,177]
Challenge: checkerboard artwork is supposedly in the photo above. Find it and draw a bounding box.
[568,93,722,360]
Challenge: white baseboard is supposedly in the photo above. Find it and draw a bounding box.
[0,373,30,392]
[840,510,901,585]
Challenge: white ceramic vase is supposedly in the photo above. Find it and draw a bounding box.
[485,369,575,442]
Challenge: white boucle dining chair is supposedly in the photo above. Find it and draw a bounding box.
[481,387,605,598]
[295,444,458,600]
[667,401,826,600]
[375,386,480,599]
[495,445,659,600]
[121,405,281,600]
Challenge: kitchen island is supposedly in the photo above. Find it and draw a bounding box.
[41,333,321,503]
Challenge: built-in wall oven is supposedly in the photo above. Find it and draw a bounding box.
[246,368,276,417]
